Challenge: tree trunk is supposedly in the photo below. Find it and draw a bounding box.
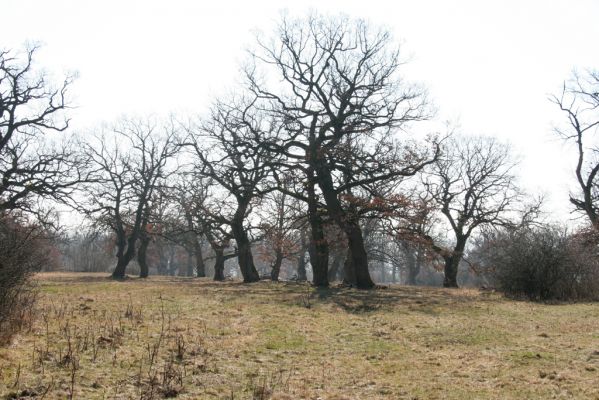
[230,202,260,283]
[112,232,127,279]
[112,233,138,279]
[328,251,343,282]
[342,249,357,286]
[213,248,225,281]
[314,164,374,289]
[296,230,307,281]
[344,224,374,289]
[186,249,194,277]
[270,250,284,281]
[443,239,466,288]
[443,256,459,288]
[405,246,417,285]
[307,178,329,287]
[195,239,206,278]
[138,234,150,278]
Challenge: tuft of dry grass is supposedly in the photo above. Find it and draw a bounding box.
[0,272,598,399]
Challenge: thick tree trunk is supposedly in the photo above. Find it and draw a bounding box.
[270,251,284,281]
[342,249,357,286]
[231,215,259,283]
[443,239,466,288]
[344,224,374,289]
[235,237,259,282]
[443,256,459,288]
[112,233,127,279]
[213,248,225,281]
[112,233,137,279]
[314,163,374,289]
[138,234,150,278]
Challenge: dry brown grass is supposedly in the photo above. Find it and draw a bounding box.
[0,272,598,399]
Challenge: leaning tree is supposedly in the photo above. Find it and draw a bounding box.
[185,95,278,283]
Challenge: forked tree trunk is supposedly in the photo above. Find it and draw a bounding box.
[112,233,138,279]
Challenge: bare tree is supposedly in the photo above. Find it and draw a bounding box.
[256,191,304,281]
[248,14,434,288]
[185,96,277,283]
[423,135,520,287]
[0,46,85,215]
[81,117,179,279]
[551,70,599,227]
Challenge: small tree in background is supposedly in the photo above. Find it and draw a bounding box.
[423,135,520,287]
[551,70,599,228]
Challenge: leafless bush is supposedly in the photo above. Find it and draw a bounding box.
[482,225,599,301]
[0,213,56,345]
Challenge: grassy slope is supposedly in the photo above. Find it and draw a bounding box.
[0,273,598,399]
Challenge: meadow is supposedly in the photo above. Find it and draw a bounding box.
[1,273,598,399]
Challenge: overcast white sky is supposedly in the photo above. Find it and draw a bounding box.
[4,0,599,222]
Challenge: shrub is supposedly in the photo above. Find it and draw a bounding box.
[0,213,56,345]
[480,225,599,301]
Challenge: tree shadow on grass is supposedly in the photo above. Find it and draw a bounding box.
[34,272,499,314]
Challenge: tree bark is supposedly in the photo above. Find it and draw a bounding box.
[270,251,284,281]
[231,211,260,283]
[328,251,343,282]
[307,177,329,287]
[342,249,357,286]
[296,230,308,281]
[194,239,206,277]
[404,246,419,285]
[112,233,138,279]
[138,234,150,278]
[443,239,466,288]
[314,162,374,289]
[213,248,225,281]
[344,223,374,288]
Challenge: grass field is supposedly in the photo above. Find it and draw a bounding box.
[1,273,598,399]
